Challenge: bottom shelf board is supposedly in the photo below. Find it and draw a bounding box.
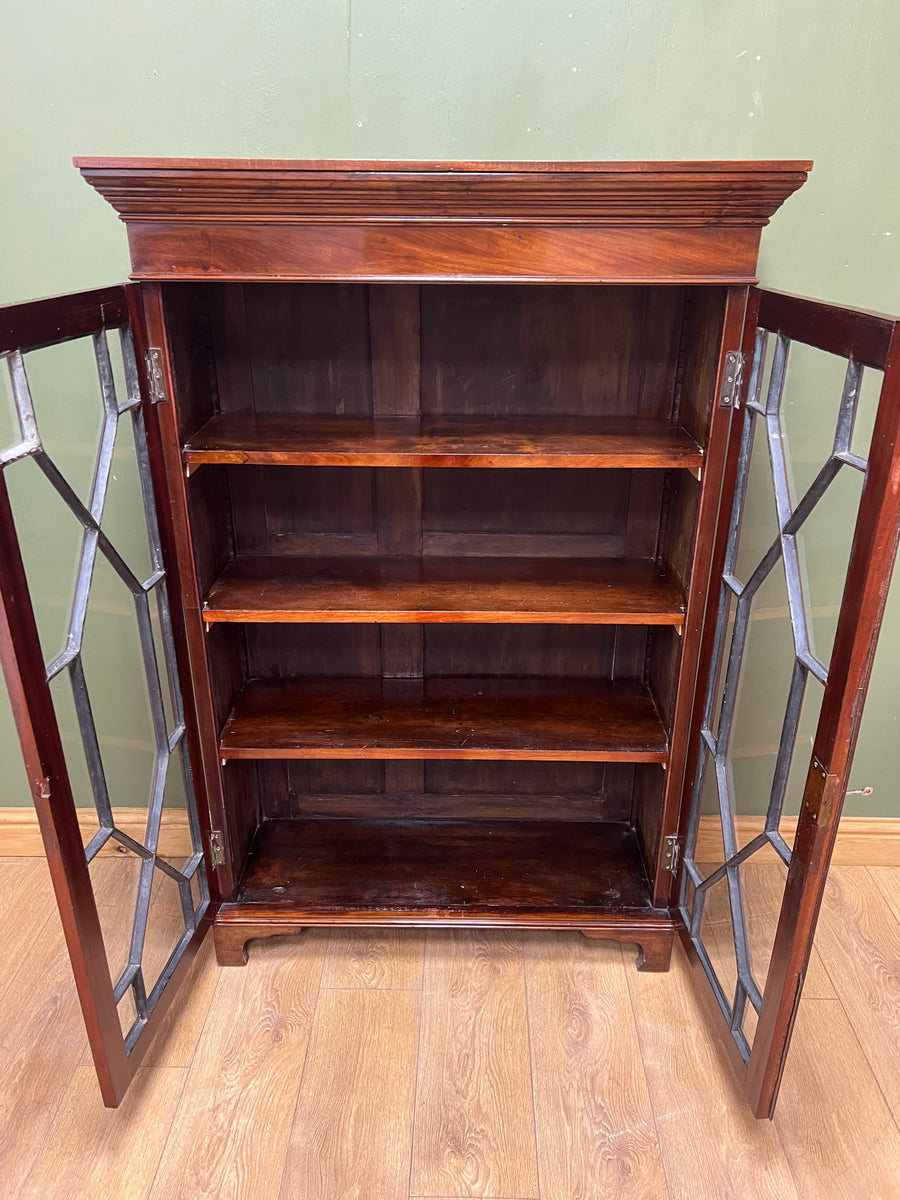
[235,817,656,915]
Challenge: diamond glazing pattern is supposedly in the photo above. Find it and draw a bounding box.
[1,329,208,1050]
[679,327,869,1061]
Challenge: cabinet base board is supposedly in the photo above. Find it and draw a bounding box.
[212,904,675,971]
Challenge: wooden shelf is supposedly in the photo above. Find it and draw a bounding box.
[183,414,703,469]
[219,677,668,762]
[236,817,658,915]
[203,555,686,625]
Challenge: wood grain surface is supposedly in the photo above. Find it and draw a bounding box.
[203,554,686,625]
[321,928,426,990]
[146,931,327,1200]
[2,860,900,1199]
[283,989,420,1200]
[805,868,900,1114]
[17,1062,186,1200]
[235,817,655,914]
[411,930,539,1198]
[524,931,668,1199]
[626,942,801,1200]
[774,997,900,1200]
[219,677,669,761]
[184,413,704,468]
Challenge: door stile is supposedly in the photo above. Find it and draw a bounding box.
[654,285,750,906]
[0,469,131,1105]
[746,316,900,1115]
[132,282,236,898]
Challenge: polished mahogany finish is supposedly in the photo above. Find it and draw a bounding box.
[212,816,674,971]
[18,158,899,1116]
[220,676,669,761]
[0,286,129,355]
[0,287,213,1107]
[184,414,704,469]
[76,158,810,283]
[238,817,654,910]
[202,555,685,625]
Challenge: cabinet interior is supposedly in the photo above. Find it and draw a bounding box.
[164,280,726,917]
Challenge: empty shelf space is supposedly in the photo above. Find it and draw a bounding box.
[236,817,657,914]
[202,555,686,625]
[219,676,669,762]
[183,414,704,469]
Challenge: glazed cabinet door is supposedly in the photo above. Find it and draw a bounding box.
[678,287,900,1117]
[0,286,215,1106]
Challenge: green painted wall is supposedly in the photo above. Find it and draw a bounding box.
[1,0,898,818]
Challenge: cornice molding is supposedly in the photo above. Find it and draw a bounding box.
[76,158,811,227]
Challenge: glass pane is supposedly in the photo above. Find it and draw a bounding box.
[101,412,155,584]
[779,342,849,499]
[697,874,738,1008]
[80,551,157,811]
[0,356,24,455]
[777,682,824,841]
[89,852,142,987]
[189,871,202,915]
[738,843,789,1000]
[118,987,139,1042]
[47,672,96,843]
[741,995,759,1047]
[142,865,189,998]
[728,561,795,819]
[108,329,133,414]
[22,338,105,508]
[159,752,192,874]
[5,455,85,666]
[795,464,865,669]
[851,367,884,461]
[733,413,780,586]
[708,587,737,743]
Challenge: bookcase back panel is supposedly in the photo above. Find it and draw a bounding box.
[253,758,637,823]
[423,467,658,559]
[419,285,685,418]
[423,623,647,681]
[229,465,378,557]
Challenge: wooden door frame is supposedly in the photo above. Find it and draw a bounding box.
[673,288,900,1116]
[0,286,215,1106]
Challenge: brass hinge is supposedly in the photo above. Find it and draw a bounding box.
[803,758,840,825]
[662,835,681,876]
[719,351,745,408]
[208,829,226,869]
[33,776,51,801]
[146,348,168,404]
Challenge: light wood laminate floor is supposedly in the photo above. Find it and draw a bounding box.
[1,856,899,1200]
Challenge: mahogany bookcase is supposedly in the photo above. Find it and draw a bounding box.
[1,159,899,1115]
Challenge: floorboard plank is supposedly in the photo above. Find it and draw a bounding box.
[142,936,221,1068]
[147,931,327,1200]
[411,930,539,1199]
[774,998,900,1199]
[0,857,51,1004]
[627,943,799,1200]
[524,931,668,1200]
[868,865,900,924]
[281,988,420,1200]
[321,928,425,990]
[811,867,900,1115]
[17,1064,186,1200]
[0,913,87,1198]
